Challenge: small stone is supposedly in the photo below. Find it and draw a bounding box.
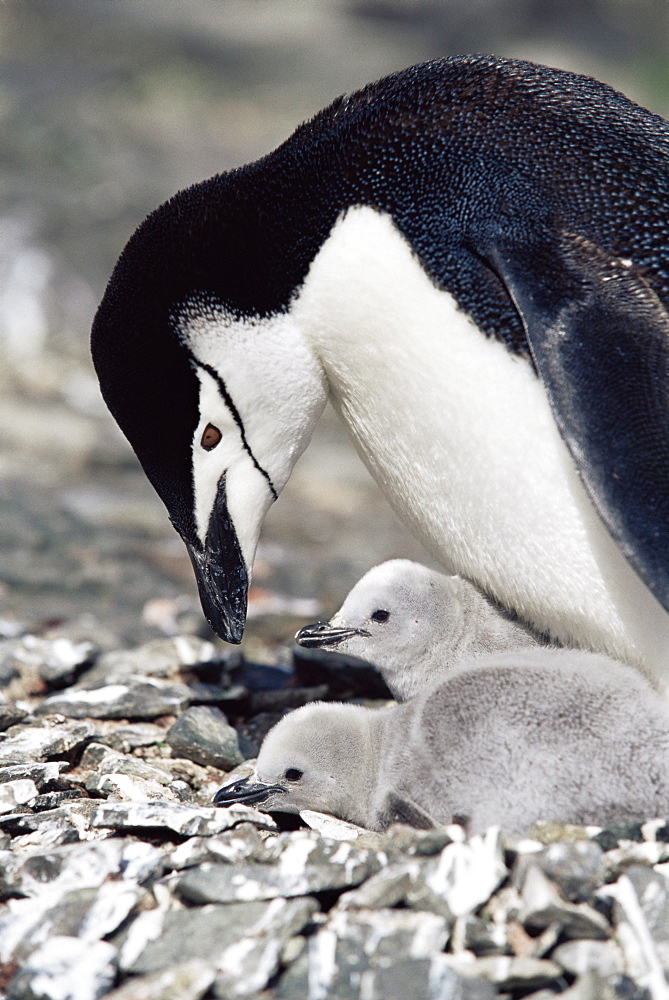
[612,865,669,974]
[127,898,317,980]
[299,810,369,840]
[86,773,179,802]
[7,935,117,1000]
[91,800,277,837]
[165,706,245,770]
[39,678,191,719]
[175,830,382,902]
[80,743,174,784]
[0,780,37,814]
[96,723,169,753]
[0,799,100,840]
[593,823,644,851]
[518,864,610,939]
[551,939,625,976]
[354,957,496,1000]
[103,960,214,1000]
[605,840,669,871]
[165,825,267,870]
[0,762,66,788]
[513,840,607,901]
[0,837,163,901]
[0,719,96,764]
[335,862,418,912]
[283,908,450,999]
[446,954,563,990]
[30,789,84,812]
[450,915,509,956]
[598,872,669,995]
[377,823,453,858]
[2,882,148,964]
[408,828,507,920]
[0,636,93,692]
[0,704,28,731]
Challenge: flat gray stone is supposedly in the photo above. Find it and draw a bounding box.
[1,882,147,963]
[39,677,191,719]
[405,829,508,921]
[335,861,419,912]
[518,864,610,939]
[552,939,625,976]
[0,799,101,839]
[277,951,495,1000]
[165,706,245,770]
[7,935,117,1000]
[175,830,382,902]
[450,915,509,956]
[0,779,37,813]
[91,800,277,837]
[165,824,268,870]
[0,719,96,763]
[300,809,370,840]
[513,840,607,902]
[126,898,316,977]
[0,837,163,901]
[359,958,497,1000]
[80,743,174,784]
[279,908,452,999]
[0,762,66,787]
[446,955,563,990]
[86,772,180,802]
[625,864,669,953]
[104,960,214,1000]
[96,722,169,753]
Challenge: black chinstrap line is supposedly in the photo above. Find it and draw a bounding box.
[192,357,278,501]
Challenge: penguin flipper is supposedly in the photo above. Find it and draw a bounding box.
[491,234,669,610]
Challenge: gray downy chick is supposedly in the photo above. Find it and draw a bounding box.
[296,559,547,700]
[215,648,669,836]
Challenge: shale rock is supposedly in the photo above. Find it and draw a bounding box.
[165,706,246,770]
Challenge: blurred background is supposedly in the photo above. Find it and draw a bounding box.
[0,0,667,660]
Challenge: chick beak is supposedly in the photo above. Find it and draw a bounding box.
[295,621,370,648]
[213,775,287,807]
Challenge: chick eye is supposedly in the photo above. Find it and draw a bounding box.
[371,609,390,623]
[201,423,222,451]
[284,768,303,782]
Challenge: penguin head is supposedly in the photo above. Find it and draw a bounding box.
[296,559,461,678]
[91,172,327,642]
[214,701,374,826]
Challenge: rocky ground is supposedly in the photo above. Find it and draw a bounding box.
[0,629,667,999]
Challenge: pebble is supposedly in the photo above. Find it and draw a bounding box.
[39,678,192,719]
[7,935,117,1000]
[174,830,382,903]
[165,706,246,770]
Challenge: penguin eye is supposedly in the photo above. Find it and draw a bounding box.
[284,768,303,782]
[371,609,390,623]
[200,423,222,451]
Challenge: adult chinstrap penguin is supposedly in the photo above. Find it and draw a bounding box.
[214,648,669,835]
[296,559,548,701]
[91,56,669,681]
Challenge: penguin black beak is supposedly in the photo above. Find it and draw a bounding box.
[186,475,248,644]
[213,775,287,807]
[295,621,370,648]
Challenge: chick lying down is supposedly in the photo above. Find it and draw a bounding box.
[216,648,669,837]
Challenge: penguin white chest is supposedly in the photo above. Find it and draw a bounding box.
[292,206,669,677]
